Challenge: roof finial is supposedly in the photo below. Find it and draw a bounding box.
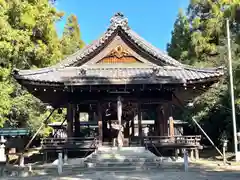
[110,12,129,29]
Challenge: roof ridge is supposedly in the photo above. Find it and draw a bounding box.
[14,67,55,76]
[183,65,224,73]
[125,29,183,67]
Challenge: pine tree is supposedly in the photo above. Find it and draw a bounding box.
[167,10,192,64]
[61,15,84,56]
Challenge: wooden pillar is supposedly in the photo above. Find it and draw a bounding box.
[162,103,169,136]
[67,103,74,138]
[124,121,130,138]
[131,117,135,137]
[138,103,142,145]
[97,102,103,146]
[155,106,160,136]
[169,116,174,137]
[157,105,164,136]
[74,105,80,137]
[134,114,138,136]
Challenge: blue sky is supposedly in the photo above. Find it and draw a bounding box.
[55,0,189,51]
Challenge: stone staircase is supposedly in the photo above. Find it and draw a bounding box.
[4,147,184,177]
[83,146,162,171]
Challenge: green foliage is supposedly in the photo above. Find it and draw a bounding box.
[0,68,13,126]
[61,14,84,56]
[167,9,192,64]
[168,0,240,147]
[0,0,83,136]
[0,0,63,69]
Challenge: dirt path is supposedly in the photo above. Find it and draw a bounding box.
[1,171,240,180]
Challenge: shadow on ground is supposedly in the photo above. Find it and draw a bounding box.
[1,160,240,180]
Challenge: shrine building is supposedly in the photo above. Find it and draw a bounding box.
[13,13,223,149]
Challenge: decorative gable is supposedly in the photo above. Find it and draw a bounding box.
[56,12,184,68]
[96,45,143,64]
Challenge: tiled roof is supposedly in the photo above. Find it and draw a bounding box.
[12,13,224,86]
[13,64,223,85]
[55,12,182,68]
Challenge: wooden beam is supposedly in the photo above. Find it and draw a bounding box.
[138,102,143,145]
[124,121,130,138]
[74,105,80,137]
[67,104,74,138]
[131,117,135,137]
[162,103,169,136]
[97,102,103,146]
[155,106,160,136]
[157,105,164,136]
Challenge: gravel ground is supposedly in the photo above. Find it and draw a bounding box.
[1,170,240,180]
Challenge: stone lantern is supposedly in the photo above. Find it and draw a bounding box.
[222,139,228,165]
[0,136,6,164]
[237,132,240,149]
[222,139,228,148]
[237,132,240,142]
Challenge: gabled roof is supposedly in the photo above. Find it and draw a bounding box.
[55,12,183,68]
[13,12,224,86]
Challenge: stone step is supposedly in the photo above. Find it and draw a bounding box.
[95,153,156,158]
[98,147,148,150]
[91,153,157,157]
[88,156,159,161]
[3,164,195,178]
[85,162,160,167]
[27,161,185,177]
[84,158,160,163]
[97,150,151,153]
[31,165,185,177]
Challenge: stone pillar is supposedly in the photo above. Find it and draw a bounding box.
[58,152,63,174]
[74,105,80,137]
[0,136,6,164]
[97,102,103,146]
[67,104,74,138]
[195,148,199,160]
[190,149,194,161]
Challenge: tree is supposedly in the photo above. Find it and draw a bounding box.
[61,14,84,56]
[167,0,240,147]
[167,9,192,64]
[0,0,66,134]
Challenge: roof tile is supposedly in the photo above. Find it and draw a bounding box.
[14,66,223,85]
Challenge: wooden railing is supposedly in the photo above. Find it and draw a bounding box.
[130,135,201,148]
[145,135,201,147]
[41,137,98,152]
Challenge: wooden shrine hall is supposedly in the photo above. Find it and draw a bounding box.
[13,13,224,151]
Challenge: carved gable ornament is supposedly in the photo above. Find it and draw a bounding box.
[109,45,130,58]
[97,45,142,64]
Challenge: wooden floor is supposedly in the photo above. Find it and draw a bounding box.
[41,135,202,153]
